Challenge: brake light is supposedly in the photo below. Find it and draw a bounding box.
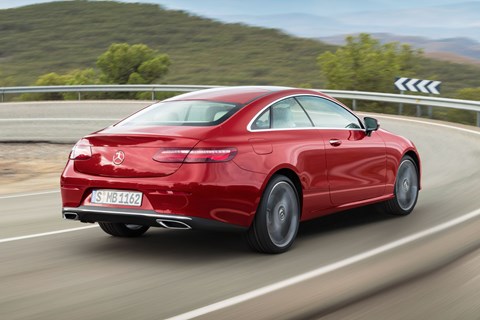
[153,147,237,163]
[185,148,237,162]
[153,148,190,163]
[70,140,92,160]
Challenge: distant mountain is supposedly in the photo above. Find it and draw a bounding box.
[216,2,480,39]
[213,1,480,61]
[320,33,480,62]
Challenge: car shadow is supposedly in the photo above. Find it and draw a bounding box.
[298,205,397,239]
[75,205,398,261]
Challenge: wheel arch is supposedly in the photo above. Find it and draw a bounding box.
[404,149,421,190]
[268,167,304,216]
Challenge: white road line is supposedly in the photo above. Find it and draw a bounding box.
[166,207,480,320]
[0,118,118,121]
[371,114,480,136]
[0,225,99,244]
[0,190,60,199]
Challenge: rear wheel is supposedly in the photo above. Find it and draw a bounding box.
[98,222,150,237]
[246,175,300,254]
[383,155,419,216]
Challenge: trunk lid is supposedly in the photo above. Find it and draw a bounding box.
[74,126,206,178]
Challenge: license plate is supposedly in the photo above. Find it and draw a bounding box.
[91,190,143,207]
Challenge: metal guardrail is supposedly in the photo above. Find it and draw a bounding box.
[1,84,480,126]
[0,84,221,101]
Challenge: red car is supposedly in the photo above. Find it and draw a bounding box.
[61,86,420,253]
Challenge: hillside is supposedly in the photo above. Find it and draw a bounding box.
[320,33,480,62]
[0,1,480,96]
[0,1,334,88]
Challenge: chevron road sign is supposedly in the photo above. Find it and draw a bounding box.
[394,77,441,94]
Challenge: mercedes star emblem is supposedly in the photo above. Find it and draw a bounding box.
[113,150,125,165]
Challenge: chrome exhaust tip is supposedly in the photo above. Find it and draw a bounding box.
[156,219,192,230]
[63,212,79,220]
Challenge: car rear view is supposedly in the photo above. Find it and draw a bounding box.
[61,96,266,236]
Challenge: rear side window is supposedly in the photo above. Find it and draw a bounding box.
[296,96,362,129]
[117,100,239,127]
[251,108,270,129]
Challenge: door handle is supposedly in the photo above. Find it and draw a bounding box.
[329,139,342,147]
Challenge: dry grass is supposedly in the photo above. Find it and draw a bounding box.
[0,143,73,195]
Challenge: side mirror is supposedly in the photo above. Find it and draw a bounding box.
[364,117,379,136]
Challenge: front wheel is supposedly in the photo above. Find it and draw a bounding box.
[246,175,300,254]
[99,222,150,237]
[383,155,419,216]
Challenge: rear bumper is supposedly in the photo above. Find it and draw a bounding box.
[62,206,247,232]
[61,159,266,228]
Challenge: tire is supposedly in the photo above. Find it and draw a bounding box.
[98,222,150,237]
[246,175,300,254]
[383,155,419,216]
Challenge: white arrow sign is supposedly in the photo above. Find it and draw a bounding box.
[394,77,441,95]
[405,78,419,92]
[427,80,441,95]
[394,77,408,91]
[417,79,431,93]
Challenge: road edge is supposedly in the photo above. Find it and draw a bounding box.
[168,209,480,320]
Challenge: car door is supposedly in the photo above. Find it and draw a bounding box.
[247,97,333,217]
[296,96,386,206]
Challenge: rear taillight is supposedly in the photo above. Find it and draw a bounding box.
[184,148,237,162]
[153,147,237,163]
[70,140,92,160]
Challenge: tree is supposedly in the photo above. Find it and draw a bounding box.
[23,43,171,100]
[63,68,100,100]
[64,68,98,86]
[25,72,68,100]
[96,43,170,84]
[317,34,423,93]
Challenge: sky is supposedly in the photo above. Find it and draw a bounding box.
[0,0,472,15]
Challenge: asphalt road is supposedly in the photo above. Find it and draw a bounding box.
[318,247,480,320]
[0,100,150,142]
[0,104,480,319]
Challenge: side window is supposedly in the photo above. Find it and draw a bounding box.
[271,98,313,129]
[296,96,362,129]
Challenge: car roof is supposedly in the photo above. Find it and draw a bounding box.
[165,86,293,105]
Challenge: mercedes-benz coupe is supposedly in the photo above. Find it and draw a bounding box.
[61,86,420,253]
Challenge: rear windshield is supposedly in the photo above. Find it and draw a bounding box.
[117,100,240,127]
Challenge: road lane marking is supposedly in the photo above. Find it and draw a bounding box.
[370,114,480,136]
[0,118,118,121]
[0,225,99,244]
[0,190,59,199]
[166,207,480,320]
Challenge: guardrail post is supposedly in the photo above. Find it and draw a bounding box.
[352,99,357,111]
[428,106,433,118]
[477,112,480,127]
[398,90,404,115]
[416,105,422,117]
[78,92,81,101]
[1,93,3,102]
[151,91,155,100]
